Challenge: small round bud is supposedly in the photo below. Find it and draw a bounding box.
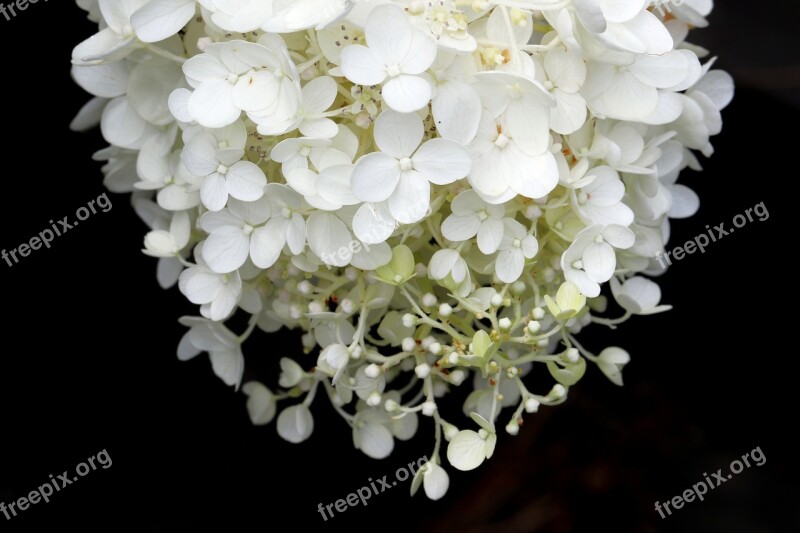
[438,303,453,318]
[443,422,459,441]
[429,342,443,355]
[402,313,418,328]
[511,281,526,296]
[527,320,541,334]
[421,336,436,350]
[490,293,504,308]
[297,280,313,294]
[384,399,400,412]
[498,317,512,331]
[344,267,358,281]
[550,384,566,399]
[525,398,540,413]
[366,391,382,407]
[402,337,417,353]
[289,304,302,320]
[532,307,545,320]
[422,293,438,308]
[537,338,549,348]
[447,353,459,366]
[339,298,355,314]
[525,205,542,220]
[350,345,363,359]
[506,366,519,378]
[565,348,580,363]
[421,401,437,416]
[415,363,431,379]
[308,301,324,314]
[414,263,427,277]
[449,369,466,385]
[364,363,381,379]
[505,421,520,435]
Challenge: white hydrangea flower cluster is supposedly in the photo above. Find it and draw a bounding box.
[71,0,732,499]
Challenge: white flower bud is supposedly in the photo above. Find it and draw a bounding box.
[297,280,312,294]
[498,317,512,331]
[422,293,438,307]
[565,348,580,363]
[447,353,459,366]
[308,301,324,314]
[421,336,436,349]
[402,313,418,328]
[340,298,355,314]
[490,293,504,308]
[505,421,520,435]
[345,267,358,281]
[537,338,549,348]
[350,345,363,359]
[524,398,540,413]
[415,363,431,379]
[511,281,526,296]
[384,399,400,412]
[532,307,545,320]
[443,422,459,441]
[449,369,466,386]
[364,363,381,379]
[366,390,382,407]
[429,342,442,355]
[438,303,452,318]
[402,337,417,353]
[421,401,437,416]
[527,320,541,334]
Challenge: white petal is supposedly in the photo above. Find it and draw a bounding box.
[495,248,524,283]
[422,463,450,501]
[226,161,267,202]
[242,382,276,425]
[353,202,397,244]
[382,75,432,113]
[388,171,431,224]
[351,153,402,203]
[374,109,424,159]
[203,227,250,273]
[432,81,482,145]
[355,423,394,460]
[365,4,412,65]
[477,218,504,254]
[189,81,240,128]
[209,347,244,388]
[412,139,472,185]
[250,219,288,268]
[306,212,354,267]
[447,430,487,471]
[340,45,386,86]
[582,242,616,282]
[200,173,229,212]
[131,0,196,43]
[277,405,314,443]
[442,215,480,242]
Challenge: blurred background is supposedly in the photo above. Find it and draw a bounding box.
[0,1,797,531]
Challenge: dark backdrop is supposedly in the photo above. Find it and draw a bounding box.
[0,2,797,531]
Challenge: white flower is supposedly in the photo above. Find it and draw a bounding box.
[447,427,496,471]
[468,110,558,204]
[441,190,504,251]
[199,197,273,273]
[72,0,148,65]
[340,5,437,113]
[351,110,471,224]
[572,165,634,226]
[594,347,630,386]
[495,218,539,283]
[179,242,242,321]
[562,224,635,297]
[610,276,672,315]
[182,125,266,211]
[242,381,277,425]
[177,317,244,389]
[277,404,315,443]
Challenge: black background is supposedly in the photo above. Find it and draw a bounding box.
[1,2,797,531]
